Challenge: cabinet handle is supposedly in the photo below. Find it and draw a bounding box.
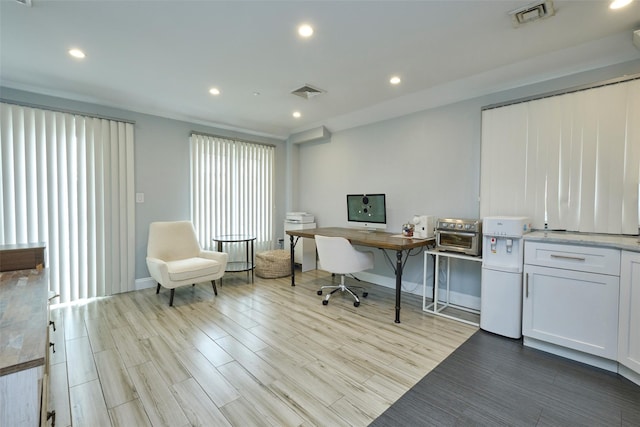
[525,273,529,298]
[550,254,586,262]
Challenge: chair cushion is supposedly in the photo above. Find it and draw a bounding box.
[167,257,222,282]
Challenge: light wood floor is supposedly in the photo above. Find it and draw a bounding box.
[48,269,477,427]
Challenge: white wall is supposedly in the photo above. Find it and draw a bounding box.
[2,59,638,298]
[292,59,640,301]
[295,99,484,298]
[0,87,287,281]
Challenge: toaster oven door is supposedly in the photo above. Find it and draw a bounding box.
[436,230,480,255]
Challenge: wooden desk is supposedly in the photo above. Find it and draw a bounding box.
[286,227,434,323]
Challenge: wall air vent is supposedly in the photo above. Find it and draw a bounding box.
[291,84,325,99]
[509,0,555,27]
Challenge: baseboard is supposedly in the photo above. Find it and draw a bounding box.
[135,277,156,291]
[355,271,481,310]
[523,336,618,373]
[356,271,422,295]
[619,364,640,386]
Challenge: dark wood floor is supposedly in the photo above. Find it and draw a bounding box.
[371,330,640,426]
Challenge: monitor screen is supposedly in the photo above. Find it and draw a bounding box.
[346,194,387,230]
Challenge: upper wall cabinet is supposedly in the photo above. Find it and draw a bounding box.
[480,77,640,235]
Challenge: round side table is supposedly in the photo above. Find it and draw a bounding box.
[212,235,256,283]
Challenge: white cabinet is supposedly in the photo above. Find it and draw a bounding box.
[523,242,620,368]
[523,265,619,359]
[619,250,640,382]
[284,222,317,272]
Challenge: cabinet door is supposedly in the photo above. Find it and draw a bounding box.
[523,265,619,359]
[619,251,640,374]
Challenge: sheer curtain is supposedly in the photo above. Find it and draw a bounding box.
[0,102,135,303]
[190,133,274,257]
[480,77,640,234]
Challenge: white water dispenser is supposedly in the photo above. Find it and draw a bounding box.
[480,216,532,338]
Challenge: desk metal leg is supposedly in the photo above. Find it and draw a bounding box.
[289,235,296,286]
[395,250,402,323]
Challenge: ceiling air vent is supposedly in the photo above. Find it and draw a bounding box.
[14,0,32,6]
[291,84,325,100]
[509,0,555,27]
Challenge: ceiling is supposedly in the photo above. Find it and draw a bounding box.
[1,1,639,139]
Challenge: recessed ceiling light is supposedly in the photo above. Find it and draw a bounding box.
[610,0,633,9]
[390,76,401,85]
[68,48,86,59]
[298,24,313,38]
[292,111,301,118]
[209,87,220,96]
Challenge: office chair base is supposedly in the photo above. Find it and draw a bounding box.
[318,283,368,307]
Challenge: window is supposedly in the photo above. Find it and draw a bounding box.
[0,103,135,303]
[190,133,274,257]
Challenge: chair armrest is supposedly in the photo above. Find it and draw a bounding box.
[200,250,229,270]
[146,257,170,284]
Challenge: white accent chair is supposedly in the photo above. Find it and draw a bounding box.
[315,235,374,307]
[146,221,228,306]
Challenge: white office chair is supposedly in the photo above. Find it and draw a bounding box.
[315,235,374,307]
[146,221,228,306]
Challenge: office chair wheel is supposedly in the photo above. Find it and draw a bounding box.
[322,299,329,305]
[363,292,368,298]
[354,301,360,307]
[317,290,323,295]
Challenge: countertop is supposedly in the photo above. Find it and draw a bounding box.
[0,269,49,376]
[525,230,640,253]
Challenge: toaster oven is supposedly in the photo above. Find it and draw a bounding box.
[435,218,482,256]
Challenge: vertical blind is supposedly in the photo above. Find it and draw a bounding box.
[0,103,135,303]
[480,78,640,234]
[190,133,274,257]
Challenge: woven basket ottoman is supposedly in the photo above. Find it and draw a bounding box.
[255,249,291,278]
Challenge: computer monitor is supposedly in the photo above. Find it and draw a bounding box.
[346,194,387,231]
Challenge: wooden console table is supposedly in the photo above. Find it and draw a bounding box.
[0,242,46,272]
[0,268,52,426]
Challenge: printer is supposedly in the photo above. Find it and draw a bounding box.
[285,212,315,223]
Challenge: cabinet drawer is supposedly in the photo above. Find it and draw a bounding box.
[525,242,620,275]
